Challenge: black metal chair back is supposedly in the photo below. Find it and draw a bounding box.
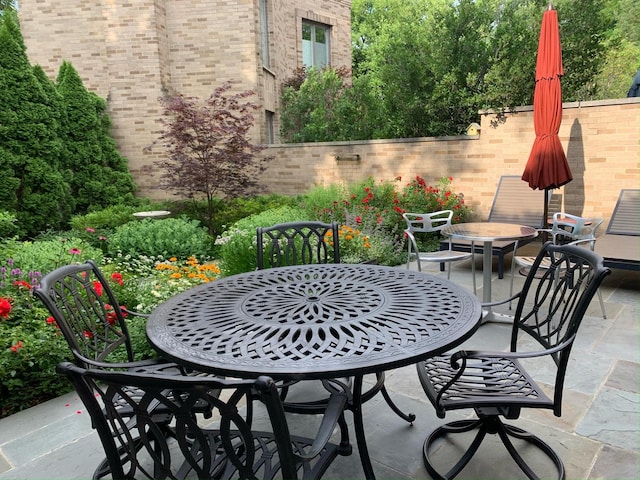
[256,221,340,269]
[509,241,609,411]
[34,260,135,367]
[57,362,344,480]
[417,242,611,480]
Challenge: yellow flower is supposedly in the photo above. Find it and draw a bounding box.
[169,273,182,279]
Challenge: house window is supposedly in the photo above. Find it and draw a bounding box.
[302,21,329,68]
[259,0,270,69]
[265,110,275,144]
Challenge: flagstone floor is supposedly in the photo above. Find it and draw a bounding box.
[0,243,638,479]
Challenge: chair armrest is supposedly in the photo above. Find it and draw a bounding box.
[297,389,348,460]
[481,291,521,309]
[120,306,149,318]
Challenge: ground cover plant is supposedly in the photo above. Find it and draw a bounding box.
[0,176,470,418]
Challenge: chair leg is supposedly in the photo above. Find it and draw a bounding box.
[470,242,476,295]
[422,417,565,480]
[597,289,607,319]
[360,373,416,424]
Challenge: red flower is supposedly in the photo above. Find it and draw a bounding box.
[111,272,124,286]
[10,340,24,353]
[355,216,362,224]
[0,298,11,319]
[46,316,59,329]
[13,280,32,290]
[93,281,103,296]
[83,330,93,339]
[106,312,117,325]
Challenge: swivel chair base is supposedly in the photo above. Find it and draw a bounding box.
[422,418,565,480]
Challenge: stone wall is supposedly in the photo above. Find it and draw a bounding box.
[260,98,640,222]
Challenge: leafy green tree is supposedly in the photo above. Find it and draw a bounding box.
[55,61,136,213]
[0,12,72,236]
[280,66,383,142]
[0,0,16,15]
[152,82,273,235]
[282,0,631,142]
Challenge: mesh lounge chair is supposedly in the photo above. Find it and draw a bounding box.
[594,189,640,271]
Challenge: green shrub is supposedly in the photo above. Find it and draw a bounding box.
[216,205,309,276]
[108,217,213,259]
[0,211,18,239]
[1,236,104,276]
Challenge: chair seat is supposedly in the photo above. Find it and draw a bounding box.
[514,255,551,269]
[418,354,554,417]
[416,249,473,263]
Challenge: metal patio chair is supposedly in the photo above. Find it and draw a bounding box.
[256,221,416,432]
[257,221,340,268]
[513,212,607,318]
[403,210,476,293]
[34,260,225,477]
[416,242,611,480]
[57,362,347,480]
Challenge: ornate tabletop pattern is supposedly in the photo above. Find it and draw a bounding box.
[147,264,482,379]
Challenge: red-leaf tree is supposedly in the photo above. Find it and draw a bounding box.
[153,82,272,234]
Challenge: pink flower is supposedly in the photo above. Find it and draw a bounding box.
[85,227,96,233]
[69,248,81,255]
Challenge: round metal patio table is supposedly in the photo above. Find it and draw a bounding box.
[146,263,482,480]
[442,222,538,321]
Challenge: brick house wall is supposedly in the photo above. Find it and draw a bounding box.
[260,98,640,223]
[18,0,352,194]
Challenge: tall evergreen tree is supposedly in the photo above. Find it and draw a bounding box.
[0,12,71,236]
[55,61,136,213]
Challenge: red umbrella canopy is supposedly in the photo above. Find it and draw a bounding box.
[522,7,572,191]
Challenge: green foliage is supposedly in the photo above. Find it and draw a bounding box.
[216,206,309,276]
[0,211,18,238]
[281,0,634,142]
[0,17,135,237]
[102,255,221,315]
[0,243,105,417]
[280,66,384,142]
[0,12,73,236]
[1,236,104,276]
[108,217,213,259]
[56,61,137,213]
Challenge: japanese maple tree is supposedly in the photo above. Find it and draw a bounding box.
[154,82,272,234]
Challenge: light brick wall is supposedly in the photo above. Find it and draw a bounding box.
[260,98,640,223]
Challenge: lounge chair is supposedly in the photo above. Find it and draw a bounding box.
[595,189,640,271]
[441,176,556,278]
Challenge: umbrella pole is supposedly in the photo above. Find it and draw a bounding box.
[542,187,550,242]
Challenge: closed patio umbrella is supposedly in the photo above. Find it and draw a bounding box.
[522,4,572,230]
